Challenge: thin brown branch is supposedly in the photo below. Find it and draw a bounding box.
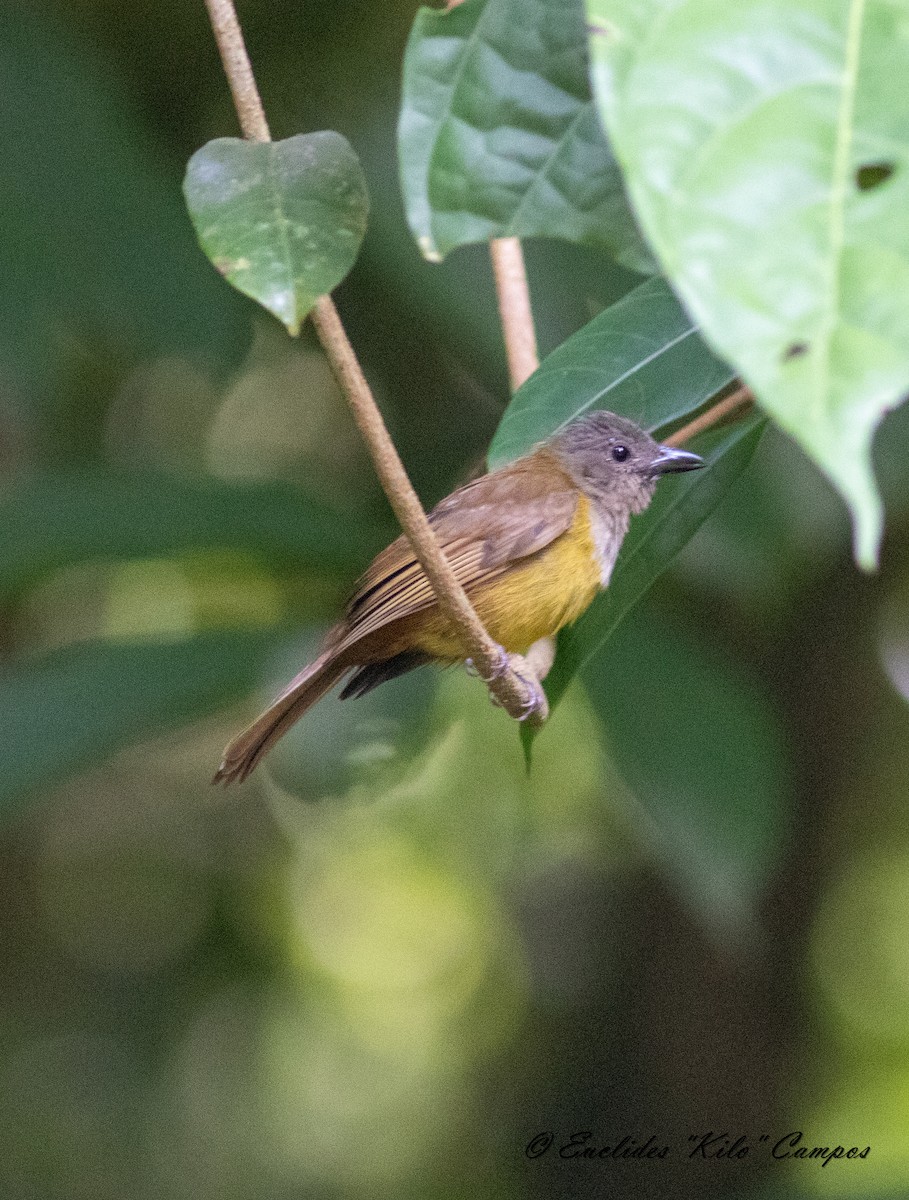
[664,385,754,447]
[202,0,544,724]
[203,0,271,142]
[490,237,539,390]
[310,297,541,719]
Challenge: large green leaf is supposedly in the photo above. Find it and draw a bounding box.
[398,0,651,270]
[587,605,790,931]
[0,631,287,818]
[487,276,735,467]
[184,134,369,335]
[585,0,909,568]
[0,469,385,600]
[539,416,764,719]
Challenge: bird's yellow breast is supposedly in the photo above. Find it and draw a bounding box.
[413,495,603,658]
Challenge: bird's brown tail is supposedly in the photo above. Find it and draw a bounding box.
[212,650,349,786]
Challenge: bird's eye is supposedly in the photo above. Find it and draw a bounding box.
[612,444,629,462]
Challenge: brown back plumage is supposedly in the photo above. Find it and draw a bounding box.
[213,450,578,785]
[339,449,579,649]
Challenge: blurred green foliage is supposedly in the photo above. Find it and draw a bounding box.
[1,2,909,1199]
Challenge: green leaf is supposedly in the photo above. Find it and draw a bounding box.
[587,606,790,931]
[0,631,287,818]
[487,276,735,467]
[0,469,385,600]
[538,417,764,718]
[398,0,651,270]
[585,0,909,568]
[184,133,369,334]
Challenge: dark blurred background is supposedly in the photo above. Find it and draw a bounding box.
[2,2,909,1198]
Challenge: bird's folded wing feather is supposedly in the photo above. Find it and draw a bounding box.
[340,452,578,645]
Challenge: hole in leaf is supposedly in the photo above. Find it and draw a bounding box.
[586,20,619,41]
[856,162,895,191]
[783,342,809,362]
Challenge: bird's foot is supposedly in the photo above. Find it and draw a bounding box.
[464,643,510,683]
[506,653,549,724]
[481,651,548,724]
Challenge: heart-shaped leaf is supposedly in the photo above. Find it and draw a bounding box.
[585,0,909,567]
[184,133,369,334]
[398,0,651,270]
[487,276,735,468]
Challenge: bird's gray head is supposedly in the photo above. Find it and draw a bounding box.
[550,410,704,516]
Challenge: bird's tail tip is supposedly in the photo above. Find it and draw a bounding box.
[211,757,248,787]
[211,762,231,787]
[210,649,348,786]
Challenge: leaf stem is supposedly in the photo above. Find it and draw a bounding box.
[490,237,540,390]
[665,385,753,447]
[201,0,544,723]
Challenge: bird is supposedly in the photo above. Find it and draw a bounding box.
[213,411,703,784]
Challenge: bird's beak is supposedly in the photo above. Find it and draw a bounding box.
[650,445,705,475]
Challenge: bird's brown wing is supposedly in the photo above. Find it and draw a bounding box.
[214,452,577,785]
[339,450,578,647]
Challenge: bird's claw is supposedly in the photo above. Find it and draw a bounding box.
[517,681,548,723]
[484,652,549,725]
[465,644,510,683]
[514,662,549,724]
